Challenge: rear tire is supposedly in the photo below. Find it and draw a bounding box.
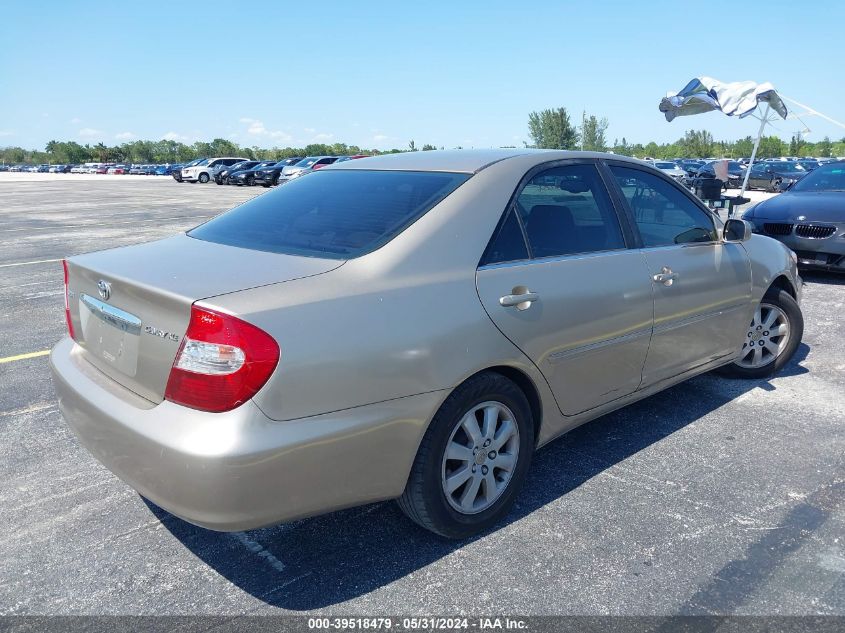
[397,372,534,539]
[717,288,803,379]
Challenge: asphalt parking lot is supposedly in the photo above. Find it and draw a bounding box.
[1,174,843,616]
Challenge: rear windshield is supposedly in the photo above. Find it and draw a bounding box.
[189,170,470,258]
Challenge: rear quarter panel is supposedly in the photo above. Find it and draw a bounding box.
[204,156,560,425]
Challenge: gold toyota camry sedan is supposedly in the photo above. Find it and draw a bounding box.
[51,150,804,538]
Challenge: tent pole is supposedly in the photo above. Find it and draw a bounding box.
[740,103,770,198]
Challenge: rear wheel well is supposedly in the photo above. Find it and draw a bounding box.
[768,275,797,300]
[478,366,542,445]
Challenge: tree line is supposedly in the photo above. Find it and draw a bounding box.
[3,106,844,165]
[527,106,845,159]
[0,138,440,166]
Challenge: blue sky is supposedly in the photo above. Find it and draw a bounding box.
[2,0,844,151]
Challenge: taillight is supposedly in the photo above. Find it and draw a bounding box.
[62,259,78,341]
[164,305,280,413]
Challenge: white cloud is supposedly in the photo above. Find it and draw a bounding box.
[115,132,135,140]
[239,118,291,142]
[162,131,188,141]
[373,134,389,142]
[70,117,82,124]
[78,128,103,138]
[304,127,316,133]
[0,130,13,137]
[312,133,333,142]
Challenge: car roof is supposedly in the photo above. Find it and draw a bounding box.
[325,148,646,174]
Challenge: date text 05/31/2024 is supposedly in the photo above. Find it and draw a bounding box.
[307,618,528,630]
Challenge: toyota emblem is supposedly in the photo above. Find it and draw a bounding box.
[97,279,111,301]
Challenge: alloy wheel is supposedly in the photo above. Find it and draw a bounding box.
[440,401,520,515]
[737,303,790,369]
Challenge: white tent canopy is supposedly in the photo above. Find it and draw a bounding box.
[659,76,788,122]
[659,77,791,197]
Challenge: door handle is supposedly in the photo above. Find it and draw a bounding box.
[652,266,678,287]
[499,291,539,310]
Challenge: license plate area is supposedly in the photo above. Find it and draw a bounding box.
[79,293,141,377]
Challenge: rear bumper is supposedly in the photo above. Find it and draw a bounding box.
[50,337,442,531]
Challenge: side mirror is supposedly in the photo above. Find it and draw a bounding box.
[724,218,753,242]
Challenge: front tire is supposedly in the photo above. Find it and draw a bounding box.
[398,372,534,538]
[198,173,209,184]
[718,288,803,379]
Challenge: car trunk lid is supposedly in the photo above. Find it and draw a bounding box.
[65,234,343,403]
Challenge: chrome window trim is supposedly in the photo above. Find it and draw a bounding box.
[478,246,634,271]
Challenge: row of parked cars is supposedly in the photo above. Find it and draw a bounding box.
[0,163,178,175]
[646,156,843,192]
[172,155,369,187]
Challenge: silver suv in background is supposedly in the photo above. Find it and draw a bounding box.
[181,157,249,183]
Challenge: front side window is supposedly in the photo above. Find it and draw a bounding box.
[610,165,717,247]
[189,170,469,259]
[512,164,625,259]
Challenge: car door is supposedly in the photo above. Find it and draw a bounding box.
[606,163,752,387]
[749,165,771,190]
[476,161,654,417]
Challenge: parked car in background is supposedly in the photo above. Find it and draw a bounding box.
[9,165,23,172]
[227,160,278,186]
[215,160,260,185]
[181,157,248,183]
[52,150,804,539]
[108,165,129,175]
[679,159,706,176]
[797,159,820,172]
[95,165,111,174]
[694,160,746,189]
[652,161,687,182]
[173,159,202,182]
[334,154,370,163]
[277,156,339,185]
[742,161,845,272]
[746,161,807,192]
[70,165,87,173]
[252,158,305,187]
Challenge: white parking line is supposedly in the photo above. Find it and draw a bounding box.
[0,258,62,269]
[0,215,211,234]
[230,532,287,573]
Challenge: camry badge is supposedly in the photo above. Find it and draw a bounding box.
[97,279,111,301]
[797,215,806,221]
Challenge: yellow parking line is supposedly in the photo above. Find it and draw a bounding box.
[0,350,51,364]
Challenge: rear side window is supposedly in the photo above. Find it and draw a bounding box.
[189,170,470,258]
[481,209,529,265]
